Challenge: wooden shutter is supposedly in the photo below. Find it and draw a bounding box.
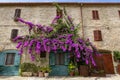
[14,9,21,21]
[118,10,120,18]
[49,52,55,65]
[14,52,20,66]
[96,11,99,19]
[64,52,69,65]
[92,11,96,19]
[92,10,99,20]
[93,30,102,41]
[0,52,5,66]
[11,29,18,40]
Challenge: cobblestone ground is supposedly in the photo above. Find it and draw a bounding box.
[0,74,120,80]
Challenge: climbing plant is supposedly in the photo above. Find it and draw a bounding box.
[14,4,99,66]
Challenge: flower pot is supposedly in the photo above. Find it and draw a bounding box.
[69,71,75,76]
[32,73,38,76]
[22,72,32,77]
[44,72,49,77]
[117,64,120,74]
[38,72,44,77]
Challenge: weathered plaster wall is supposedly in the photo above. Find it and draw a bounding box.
[1,4,120,73]
[0,4,81,66]
[82,5,120,73]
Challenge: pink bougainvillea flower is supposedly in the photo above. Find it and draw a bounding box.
[16,42,22,49]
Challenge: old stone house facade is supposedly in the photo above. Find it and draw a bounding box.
[0,2,120,76]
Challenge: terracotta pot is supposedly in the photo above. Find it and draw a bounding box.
[117,64,120,74]
[32,73,38,76]
[44,73,49,77]
[38,72,44,77]
[69,71,75,76]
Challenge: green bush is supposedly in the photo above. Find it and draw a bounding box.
[113,51,120,60]
[20,63,37,72]
[68,62,76,72]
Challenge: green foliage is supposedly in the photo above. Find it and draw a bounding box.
[43,66,51,73]
[20,63,37,72]
[113,51,120,60]
[37,66,43,72]
[38,66,51,73]
[47,4,80,40]
[68,62,76,72]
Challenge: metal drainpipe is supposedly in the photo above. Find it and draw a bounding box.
[80,3,84,40]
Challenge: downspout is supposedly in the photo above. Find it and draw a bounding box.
[80,3,84,39]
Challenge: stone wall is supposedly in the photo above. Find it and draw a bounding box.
[0,4,81,66]
[82,4,120,73]
[0,3,120,73]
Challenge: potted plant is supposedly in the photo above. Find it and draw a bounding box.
[31,64,38,76]
[38,66,44,77]
[68,62,76,76]
[43,66,51,77]
[113,51,120,62]
[20,63,33,77]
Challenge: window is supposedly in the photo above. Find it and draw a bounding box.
[56,9,63,18]
[11,29,18,40]
[5,53,15,65]
[40,52,46,58]
[92,10,99,20]
[14,9,21,21]
[55,53,65,65]
[118,10,120,18]
[93,30,102,41]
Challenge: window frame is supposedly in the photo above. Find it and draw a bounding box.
[92,10,99,20]
[118,10,120,18]
[55,53,65,65]
[5,53,15,66]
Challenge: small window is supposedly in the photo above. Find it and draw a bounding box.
[55,53,65,65]
[93,30,102,41]
[56,9,63,18]
[92,10,99,20]
[5,53,15,65]
[40,52,46,58]
[11,29,18,40]
[118,10,120,18]
[14,9,21,21]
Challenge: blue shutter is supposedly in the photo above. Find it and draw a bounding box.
[14,51,20,66]
[0,52,5,66]
[64,52,69,65]
[49,52,55,65]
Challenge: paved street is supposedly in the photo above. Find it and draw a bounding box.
[0,74,120,80]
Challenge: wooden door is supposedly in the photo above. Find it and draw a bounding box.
[49,50,69,76]
[102,54,115,74]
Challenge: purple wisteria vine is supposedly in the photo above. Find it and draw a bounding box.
[14,5,99,66]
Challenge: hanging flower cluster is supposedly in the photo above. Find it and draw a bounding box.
[14,5,100,66]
